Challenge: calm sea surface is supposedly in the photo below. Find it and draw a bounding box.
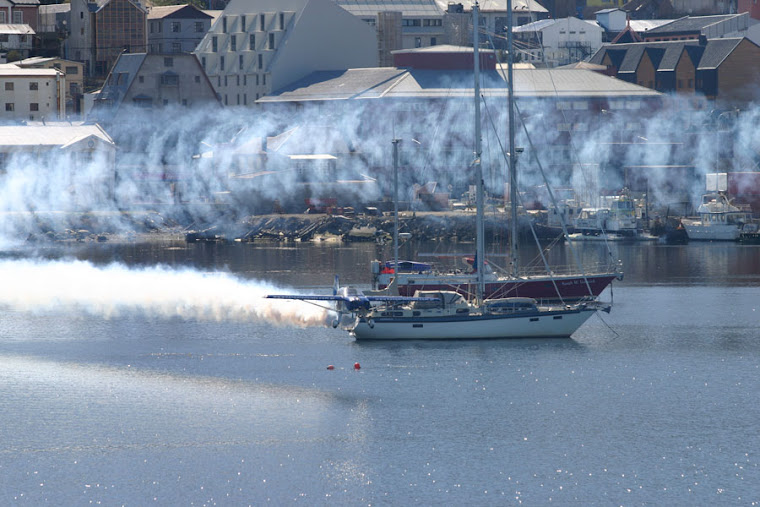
[1,239,759,505]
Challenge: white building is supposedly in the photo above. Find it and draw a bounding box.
[0,63,65,121]
[194,0,377,107]
[0,122,116,205]
[513,17,602,66]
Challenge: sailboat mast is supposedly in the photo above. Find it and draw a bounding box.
[473,2,485,303]
[392,138,400,276]
[507,0,518,278]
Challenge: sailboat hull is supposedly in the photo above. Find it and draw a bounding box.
[350,306,598,340]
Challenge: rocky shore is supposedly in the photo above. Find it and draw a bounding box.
[12,210,513,244]
[13,208,685,244]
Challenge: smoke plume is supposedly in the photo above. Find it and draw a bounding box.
[0,259,328,327]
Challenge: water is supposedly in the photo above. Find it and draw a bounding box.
[1,239,759,505]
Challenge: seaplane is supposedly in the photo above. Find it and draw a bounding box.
[266,276,439,329]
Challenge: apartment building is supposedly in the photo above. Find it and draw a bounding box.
[147,4,213,54]
[15,57,85,115]
[0,64,65,121]
[513,17,603,66]
[194,0,376,107]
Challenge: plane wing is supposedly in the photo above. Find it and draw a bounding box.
[266,295,346,302]
[266,295,438,302]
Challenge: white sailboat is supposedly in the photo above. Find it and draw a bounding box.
[268,2,610,340]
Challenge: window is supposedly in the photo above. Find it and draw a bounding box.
[201,56,206,68]
[220,56,225,71]
[65,66,79,75]
[255,74,259,85]
[279,13,284,30]
[268,33,275,50]
[195,22,204,33]
[260,14,265,31]
[250,33,255,49]
[212,36,217,52]
[244,94,247,105]
[5,103,14,111]
[239,54,243,69]
[243,75,246,86]
[402,19,421,27]
[172,42,181,53]
[0,34,6,42]
[0,12,5,23]
[164,57,173,67]
[262,74,266,86]
[138,75,144,83]
[222,17,227,33]
[231,35,236,51]
[4,82,13,91]
[171,22,181,33]
[258,54,262,69]
[241,15,246,32]
[195,75,200,83]
[29,82,38,91]
[161,74,179,86]
[236,75,240,86]
[13,11,22,24]
[415,37,421,48]
[224,75,227,86]
[431,37,437,45]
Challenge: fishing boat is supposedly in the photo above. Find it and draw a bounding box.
[268,2,610,340]
[681,192,753,241]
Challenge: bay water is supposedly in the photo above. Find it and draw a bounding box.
[1,239,759,505]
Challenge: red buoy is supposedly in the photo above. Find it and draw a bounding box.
[354,362,361,370]
[327,365,335,370]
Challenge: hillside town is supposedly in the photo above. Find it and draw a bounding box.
[1,0,760,243]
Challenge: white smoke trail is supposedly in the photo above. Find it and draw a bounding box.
[0,259,328,327]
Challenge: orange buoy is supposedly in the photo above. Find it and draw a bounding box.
[327,365,335,370]
[354,362,361,370]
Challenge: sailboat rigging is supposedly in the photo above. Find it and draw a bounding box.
[371,2,622,303]
[268,2,610,340]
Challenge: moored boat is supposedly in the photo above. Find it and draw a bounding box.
[681,192,753,241]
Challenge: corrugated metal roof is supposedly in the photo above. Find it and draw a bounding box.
[644,14,740,35]
[629,19,673,33]
[0,65,58,76]
[0,23,35,35]
[259,66,661,103]
[335,0,443,17]
[0,124,113,147]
